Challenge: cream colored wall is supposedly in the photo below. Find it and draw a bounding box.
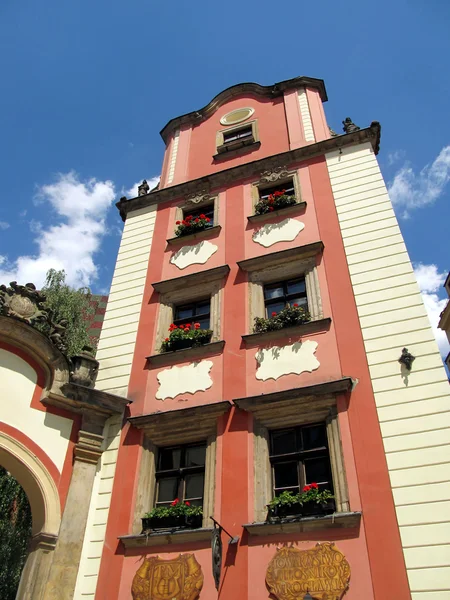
[166,129,180,185]
[326,142,450,599]
[74,204,156,599]
[0,349,72,472]
[298,87,315,142]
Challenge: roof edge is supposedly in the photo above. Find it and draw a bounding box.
[160,76,327,143]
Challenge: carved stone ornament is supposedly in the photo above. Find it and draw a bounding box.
[0,281,68,354]
[131,553,204,600]
[342,117,360,134]
[266,543,351,600]
[70,346,99,388]
[329,127,339,137]
[259,165,290,184]
[185,189,212,206]
[138,180,150,196]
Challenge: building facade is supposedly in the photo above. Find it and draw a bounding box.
[2,75,450,600]
[438,272,450,371]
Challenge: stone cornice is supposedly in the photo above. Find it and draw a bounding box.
[117,123,381,221]
[159,76,328,144]
[45,382,131,417]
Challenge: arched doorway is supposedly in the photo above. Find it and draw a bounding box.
[0,466,32,600]
[0,431,61,600]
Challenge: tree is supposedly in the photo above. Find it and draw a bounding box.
[0,468,32,600]
[41,269,96,357]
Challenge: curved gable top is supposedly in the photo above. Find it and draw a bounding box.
[160,75,327,143]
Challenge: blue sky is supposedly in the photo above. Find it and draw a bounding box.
[0,0,449,356]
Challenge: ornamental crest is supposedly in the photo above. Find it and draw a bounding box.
[259,165,290,184]
[131,553,203,600]
[0,281,68,354]
[185,189,212,205]
[266,543,351,600]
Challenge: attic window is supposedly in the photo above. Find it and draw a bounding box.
[216,120,259,156]
[220,107,255,126]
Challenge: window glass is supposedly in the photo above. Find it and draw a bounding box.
[302,425,327,450]
[274,461,299,490]
[183,204,214,227]
[304,457,331,487]
[271,429,297,455]
[155,443,206,508]
[263,278,308,316]
[287,279,306,295]
[185,474,204,500]
[158,447,181,471]
[264,284,284,300]
[185,445,206,468]
[157,478,179,503]
[174,300,211,330]
[259,180,295,200]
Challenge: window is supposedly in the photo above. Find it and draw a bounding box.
[215,120,259,156]
[264,278,308,318]
[182,204,214,228]
[270,423,333,498]
[258,179,295,201]
[174,299,211,330]
[223,125,253,145]
[155,443,206,508]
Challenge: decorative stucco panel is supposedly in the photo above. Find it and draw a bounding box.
[156,360,213,400]
[255,340,319,381]
[252,218,304,247]
[170,240,218,269]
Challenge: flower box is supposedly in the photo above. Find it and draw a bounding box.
[141,514,203,533]
[160,324,213,354]
[254,190,297,216]
[175,214,211,238]
[253,304,311,334]
[266,485,335,523]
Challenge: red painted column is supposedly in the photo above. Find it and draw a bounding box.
[219,183,249,597]
[310,157,411,599]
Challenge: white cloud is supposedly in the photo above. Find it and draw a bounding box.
[387,150,405,166]
[413,263,449,359]
[0,171,116,289]
[0,221,10,230]
[125,176,160,199]
[388,145,450,218]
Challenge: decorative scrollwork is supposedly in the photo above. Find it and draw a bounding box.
[0,281,68,354]
[259,165,290,184]
[185,189,212,206]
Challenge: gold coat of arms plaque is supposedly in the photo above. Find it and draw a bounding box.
[131,553,204,600]
[266,543,351,600]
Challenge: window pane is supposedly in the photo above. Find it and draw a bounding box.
[196,316,210,329]
[259,180,294,200]
[185,445,206,467]
[287,279,306,295]
[195,301,210,316]
[185,474,204,500]
[274,461,298,490]
[288,297,308,308]
[271,429,297,456]
[157,477,179,503]
[175,306,194,320]
[266,302,285,317]
[264,285,284,300]
[304,457,331,486]
[302,425,327,450]
[159,447,181,471]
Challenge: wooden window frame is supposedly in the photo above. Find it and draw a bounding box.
[155,442,206,508]
[250,169,301,213]
[129,402,231,533]
[152,265,229,353]
[253,405,349,522]
[175,195,219,231]
[239,245,324,333]
[216,119,259,155]
[173,299,211,330]
[263,277,308,318]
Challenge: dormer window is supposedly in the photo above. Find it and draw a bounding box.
[215,120,260,158]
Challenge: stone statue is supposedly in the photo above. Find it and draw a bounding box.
[342,117,360,134]
[138,180,149,196]
[329,127,338,137]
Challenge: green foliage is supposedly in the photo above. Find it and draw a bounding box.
[267,487,334,509]
[160,326,213,353]
[143,501,203,519]
[253,305,311,334]
[175,214,211,237]
[40,269,96,357]
[254,191,297,215]
[0,467,32,600]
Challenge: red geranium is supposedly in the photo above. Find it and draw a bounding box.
[176,220,181,225]
[293,303,298,307]
[165,338,169,342]
[200,214,205,219]
[311,482,318,489]
[194,323,201,329]
[206,217,211,222]
[269,207,274,211]
[171,498,179,506]
[185,501,190,506]
[271,311,277,317]
[303,485,311,492]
